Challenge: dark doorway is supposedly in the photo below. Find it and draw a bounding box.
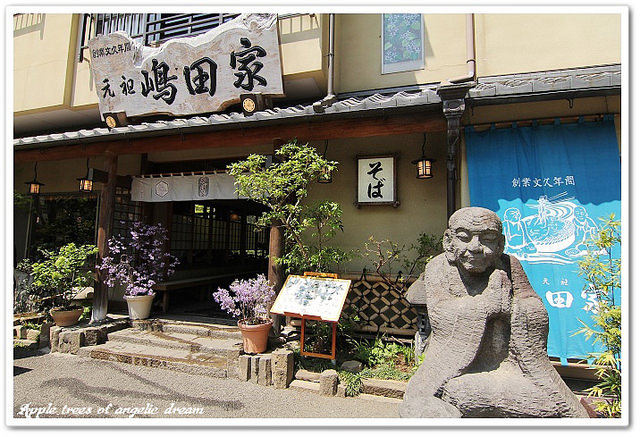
[155,199,269,317]
[169,199,269,272]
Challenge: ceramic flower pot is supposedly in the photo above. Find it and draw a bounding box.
[124,293,155,320]
[49,307,83,327]
[237,319,273,354]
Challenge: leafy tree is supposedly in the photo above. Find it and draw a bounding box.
[228,140,352,274]
[576,214,621,418]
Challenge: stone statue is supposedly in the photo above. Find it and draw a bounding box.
[400,207,589,418]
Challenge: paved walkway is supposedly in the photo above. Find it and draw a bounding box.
[12,350,399,423]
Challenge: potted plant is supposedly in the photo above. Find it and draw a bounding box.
[98,222,179,320]
[29,243,98,327]
[212,274,276,354]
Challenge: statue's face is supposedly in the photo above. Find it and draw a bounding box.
[444,209,504,274]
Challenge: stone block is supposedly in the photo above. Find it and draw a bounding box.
[271,349,294,389]
[17,326,28,339]
[319,369,338,396]
[257,355,272,386]
[238,355,251,381]
[250,356,260,383]
[99,325,111,341]
[49,327,62,353]
[295,369,320,382]
[83,326,108,346]
[289,380,320,393]
[84,327,101,346]
[69,330,85,354]
[226,348,241,380]
[40,322,53,346]
[58,340,70,354]
[337,383,347,398]
[362,378,406,399]
[26,329,40,341]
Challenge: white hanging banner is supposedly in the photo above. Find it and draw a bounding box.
[131,173,242,202]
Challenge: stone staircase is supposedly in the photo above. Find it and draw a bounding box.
[78,318,244,378]
[58,317,407,403]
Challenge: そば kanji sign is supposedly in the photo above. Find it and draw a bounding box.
[88,14,284,120]
[356,155,398,206]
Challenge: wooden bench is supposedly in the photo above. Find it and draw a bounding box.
[152,271,256,313]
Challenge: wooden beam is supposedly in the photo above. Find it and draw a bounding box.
[88,168,131,189]
[14,112,446,162]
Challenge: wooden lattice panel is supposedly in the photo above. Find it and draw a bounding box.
[344,278,418,335]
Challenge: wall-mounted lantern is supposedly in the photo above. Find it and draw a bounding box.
[77,158,94,192]
[25,162,44,195]
[411,133,435,179]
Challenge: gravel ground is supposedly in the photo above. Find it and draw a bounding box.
[11,350,399,424]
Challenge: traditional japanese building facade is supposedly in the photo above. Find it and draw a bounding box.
[12,10,625,365]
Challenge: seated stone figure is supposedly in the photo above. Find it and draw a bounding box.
[400,207,588,418]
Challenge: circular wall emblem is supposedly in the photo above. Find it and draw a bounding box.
[105,115,117,128]
[242,97,256,113]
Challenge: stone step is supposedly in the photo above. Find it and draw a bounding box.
[357,393,403,404]
[289,379,320,393]
[131,318,242,340]
[107,327,243,354]
[361,378,407,399]
[294,369,321,383]
[79,339,240,378]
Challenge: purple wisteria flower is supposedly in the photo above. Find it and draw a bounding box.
[212,274,275,325]
[98,222,179,297]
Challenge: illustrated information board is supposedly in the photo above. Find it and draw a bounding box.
[270,275,352,322]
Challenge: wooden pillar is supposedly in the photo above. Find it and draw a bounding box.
[268,138,287,333]
[92,152,118,323]
[267,219,285,332]
[437,83,473,219]
[268,219,285,293]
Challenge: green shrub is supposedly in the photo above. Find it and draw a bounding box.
[30,243,98,311]
[576,214,621,418]
[338,370,364,397]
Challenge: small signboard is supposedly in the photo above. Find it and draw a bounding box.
[88,13,284,120]
[356,155,398,207]
[270,275,352,323]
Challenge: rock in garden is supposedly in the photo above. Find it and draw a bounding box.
[340,360,363,373]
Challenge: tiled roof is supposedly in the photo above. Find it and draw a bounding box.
[14,64,620,149]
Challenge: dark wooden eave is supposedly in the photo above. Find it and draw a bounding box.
[14,110,446,163]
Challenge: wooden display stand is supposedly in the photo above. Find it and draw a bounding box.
[270,272,351,361]
[300,272,338,360]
